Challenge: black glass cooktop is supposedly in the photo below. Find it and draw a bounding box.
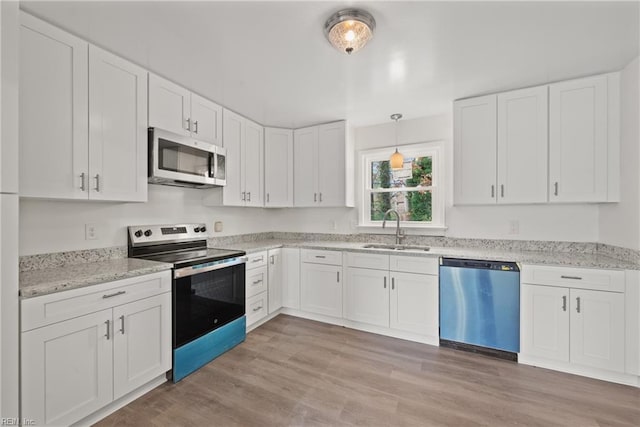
[137,248,245,269]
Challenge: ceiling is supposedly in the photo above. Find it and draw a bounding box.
[21,1,640,128]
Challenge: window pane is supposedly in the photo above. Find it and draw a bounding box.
[370,190,432,222]
[370,157,432,189]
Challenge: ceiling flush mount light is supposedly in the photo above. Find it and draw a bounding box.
[390,113,404,170]
[324,9,376,55]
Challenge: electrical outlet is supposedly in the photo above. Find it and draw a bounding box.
[508,220,520,235]
[214,221,223,232]
[85,224,98,240]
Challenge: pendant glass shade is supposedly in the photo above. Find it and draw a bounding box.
[390,148,404,169]
[324,9,376,55]
[389,113,404,169]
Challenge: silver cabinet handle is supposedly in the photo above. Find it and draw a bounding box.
[193,120,199,134]
[102,290,126,299]
[251,256,263,263]
[501,184,504,198]
[247,192,251,202]
[266,193,270,203]
[391,277,395,290]
[242,191,246,201]
[384,276,387,289]
[319,193,323,202]
[314,193,317,202]
[562,295,567,312]
[554,182,559,196]
[315,255,326,259]
[252,306,262,312]
[185,118,191,131]
[337,271,340,282]
[119,315,125,334]
[576,297,581,313]
[105,320,111,340]
[561,275,582,280]
[270,255,274,264]
[80,173,87,191]
[491,185,495,198]
[94,174,101,192]
[252,279,263,285]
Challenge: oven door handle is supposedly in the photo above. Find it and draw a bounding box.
[174,256,248,279]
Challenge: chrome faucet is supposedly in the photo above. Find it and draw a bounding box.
[382,209,405,245]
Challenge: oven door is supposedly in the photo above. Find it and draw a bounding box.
[173,260,245,349]
[149,127,217,186]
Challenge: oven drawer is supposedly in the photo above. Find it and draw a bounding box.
[246,291,268,326]
[22,271,172,332]
[246,266,268,298]
[246,251,268,270]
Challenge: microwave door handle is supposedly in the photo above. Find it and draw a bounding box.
[209,153,215,178]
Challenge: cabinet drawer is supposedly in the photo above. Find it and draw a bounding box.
[22,271,171,332]
[301,249,342,266]
[345,252,389,270]
[246,251,268,269]
[246,291,268,326]
[390,256,438,275]
[246,266,268,298]
[521,264,625,293]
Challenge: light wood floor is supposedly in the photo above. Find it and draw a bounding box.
[96,315,640,426]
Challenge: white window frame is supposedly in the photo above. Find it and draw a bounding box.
[359,142,445,229]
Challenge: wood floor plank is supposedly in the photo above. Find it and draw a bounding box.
[95,315,640,427]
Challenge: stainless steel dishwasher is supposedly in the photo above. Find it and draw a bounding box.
[439,258,520,360]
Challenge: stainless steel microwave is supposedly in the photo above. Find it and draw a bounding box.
[148,128,226,188]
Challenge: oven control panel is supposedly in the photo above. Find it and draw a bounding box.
[128,223,208,246]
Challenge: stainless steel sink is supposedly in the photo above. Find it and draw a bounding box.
[362,244,430,252]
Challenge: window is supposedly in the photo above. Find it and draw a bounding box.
[360,142,444,229]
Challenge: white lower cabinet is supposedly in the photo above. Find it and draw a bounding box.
[345,267,389,327]
[21,272,172,426]
[112,294,172,400]
[282,248,301,310]
[390,271,439,337]
[22,309,113,426]
[300,260,343,318]
[521,275,626,374]
[343,253,439,341]
[268,248,283,313]
[246,251,269,328]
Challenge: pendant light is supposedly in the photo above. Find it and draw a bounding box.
[390,113,404,170]
[324,9,376,55]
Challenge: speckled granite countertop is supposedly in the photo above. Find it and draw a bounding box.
[223,239,639,270]
[20,258,173,299]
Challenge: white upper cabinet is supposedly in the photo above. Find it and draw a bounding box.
[549,73,620,203]
[453,95,497,205]
[19,13,148,202]
[264,127,293,207]
[148,73,222,146]
[497,86,548,204]
[222,109,264,207]
[454,72,620,205]
[293,121,352,207]
[89,46,148,202]
[293,126,318,207]
[19,12,89,200]
[148,74,190,137]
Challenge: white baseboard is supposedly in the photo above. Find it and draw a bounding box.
[247,310,281,332]
[72,374,167,426]
[279,308,438,346]
[519,354,640,388]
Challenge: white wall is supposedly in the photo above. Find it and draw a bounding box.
[272,114,601,242]
[19,185,273,255]
[599,57,640,251]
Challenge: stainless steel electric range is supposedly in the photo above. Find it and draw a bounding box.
[128,223,247,382]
